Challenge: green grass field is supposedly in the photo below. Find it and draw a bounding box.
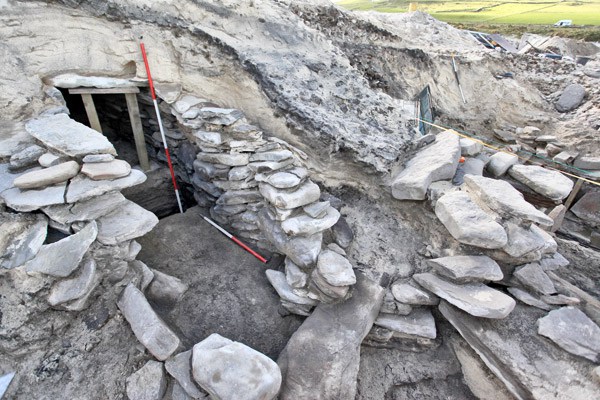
[335,1,600,25]
[334,1,600,40]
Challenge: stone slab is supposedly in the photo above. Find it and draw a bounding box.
[0,212,47,269]
[117,284,180,361]
[42,191,127,224]
[392,130,461,200]
[414,273,515,319]
[464,175,553,226]
[81,159,131,180]
[265,269,317,306]
[26,114,116,157]
[126,360,167,400]
[259,180,320,210]
[508,165,574,201]
[427,255,503,283]
[374,309,436,339]
[65,169,146,203]
[13,161,80,189]
[280,206,340,236]
[96,200,159,245]
[435,191,507,249]
[165,350,207,399]
[1,183,66,212]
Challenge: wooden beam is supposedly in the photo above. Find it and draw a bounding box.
[564,178,584,210]
[125,93,150,172]
[80,94,103,133]
[69,87,141,95]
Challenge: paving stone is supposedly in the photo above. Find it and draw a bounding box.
[266,269,318,306]
[24,221,97,277]
[26,114,116,157]
[508,165,574,201]
[316,250,356,287]
[464,175,553,226]
[126,360,167,400]
[538,307,600,362]
[414,273,516,319]
[47,258,97,306]
[555,84,586,112]
[374,309,436,339]
[65,169,146,203]
[9,144,45,170]
[192,333,281,400]
[513,263,556,296]
[259,180,320,209]
[391,130,461,200]
[165,350,207,399]
[391,282,439,305]
[42,191,127,224]
[0,212,47,269]
[486,152,518,177]
[81,159,131,180]
[13,161,79,189]
[435,191,507,249]
[96,200,159,245]
[117,284,180,361]
[427,255,503,283]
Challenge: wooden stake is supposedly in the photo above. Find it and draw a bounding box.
[80,94,103,133]
[125,93,150,172]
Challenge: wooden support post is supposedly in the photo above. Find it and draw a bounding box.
[125,93,150,172]
[564,178,584,210]
[80,94,103,133]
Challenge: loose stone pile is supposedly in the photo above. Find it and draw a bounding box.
[387,129,600,396]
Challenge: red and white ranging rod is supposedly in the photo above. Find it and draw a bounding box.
[202,216,268,264]
[140,41,184,214]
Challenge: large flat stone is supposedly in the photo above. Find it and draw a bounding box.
[47,258,97,306]
[390,282,439,305]
[555,84,585,113]
[537,307,600,362]
[1,183,66,212]
[196,152,249,167]
[24,221,97,277]
[65,169,146,203]
[440,302,599,400]
[81,159,131,180]
[117,284,180,361]
[96,200,158,245]
[374,309,436,339]
[42,191,127,224]
[464,175,553,226]
[508,165,574,201]
[513,263,556,296]
[257,208,322,268]
[573,156,600,170]
[414,273,515,319]
[435,191,507,249]
[278,272,385,400]
[192,333,281,400]
[0,212,47,269]
[280,206,340,236]
[25,114,116,157]
[427,255,503,283]
[502,222,547,258]
[13,161,79,189]
[259,180,320,210]
[391,130,460,200]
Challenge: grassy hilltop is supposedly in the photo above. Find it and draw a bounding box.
[334,0,600,41]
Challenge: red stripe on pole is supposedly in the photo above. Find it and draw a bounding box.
[231,236,268,263]
[164,147,179,190]
[140,43,157,100]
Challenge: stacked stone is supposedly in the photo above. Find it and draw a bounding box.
[0,113,162,312]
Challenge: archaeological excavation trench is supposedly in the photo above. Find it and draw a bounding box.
[2,1,600,400]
